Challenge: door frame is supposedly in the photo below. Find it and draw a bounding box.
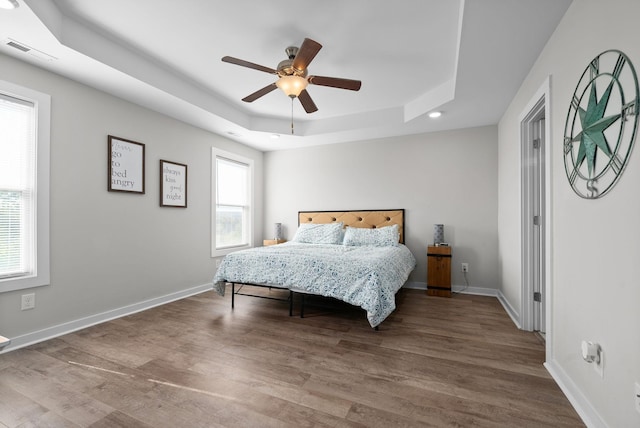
[519,76,553,357]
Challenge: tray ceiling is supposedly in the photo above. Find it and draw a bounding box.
[0,0,572,151]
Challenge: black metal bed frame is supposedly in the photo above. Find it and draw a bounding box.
[231,282,294,316]
[230,283,379,330]
[298,292,379,330]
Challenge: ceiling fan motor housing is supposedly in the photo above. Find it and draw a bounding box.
[277,46,307,78]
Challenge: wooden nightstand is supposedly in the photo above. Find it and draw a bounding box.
[263,239,286,246]
[427,245,452,297]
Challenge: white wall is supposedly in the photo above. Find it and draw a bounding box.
[0,52,263,346]
[498,0,640,426]
[264,126,499,291]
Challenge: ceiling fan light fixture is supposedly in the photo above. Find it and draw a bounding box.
[276,75,308,98]
[429,111,442,118]
[0,0,19,9]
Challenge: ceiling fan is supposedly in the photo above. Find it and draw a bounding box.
[221,38,362,114]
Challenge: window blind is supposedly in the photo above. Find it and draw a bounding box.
[0,93,36,279]
[215,156,249,249]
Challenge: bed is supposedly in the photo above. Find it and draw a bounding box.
[212,209,416,328]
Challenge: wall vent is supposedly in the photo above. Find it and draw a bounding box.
[3,38,57,62]
[6,40,29,52]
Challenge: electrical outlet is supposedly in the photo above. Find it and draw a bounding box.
[634,382,640,414]
[461,263,469,273]
[21,293,35,310]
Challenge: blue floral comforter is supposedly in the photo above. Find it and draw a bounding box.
[212,242,416,327]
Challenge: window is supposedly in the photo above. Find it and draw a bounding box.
[0,80,50,293]
[212,148,253,257]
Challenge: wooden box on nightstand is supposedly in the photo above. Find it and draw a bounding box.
[427,245,452,297]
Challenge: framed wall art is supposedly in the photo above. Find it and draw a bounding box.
[108,135,145,193]
[160,159,187,208]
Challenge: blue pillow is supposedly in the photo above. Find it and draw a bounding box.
[292,222,344,244]
[343,224,399,247]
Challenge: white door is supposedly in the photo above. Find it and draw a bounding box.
[521,97,547,335]
[531,118,545,335]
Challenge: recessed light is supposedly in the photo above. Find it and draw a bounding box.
[428,111,442,118]
[0,0,19,10]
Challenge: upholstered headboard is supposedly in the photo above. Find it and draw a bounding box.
[298,209,405,244]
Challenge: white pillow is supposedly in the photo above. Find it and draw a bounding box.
[292,222,344,244]
[343,224,399,247]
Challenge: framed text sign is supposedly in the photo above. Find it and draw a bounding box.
[108,135,145,193]
[160,159,187,207]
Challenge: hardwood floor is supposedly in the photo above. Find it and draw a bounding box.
[0,287,584,427]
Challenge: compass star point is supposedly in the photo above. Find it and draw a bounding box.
[577,78,621,177]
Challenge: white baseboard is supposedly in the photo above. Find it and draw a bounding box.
[404,281,499,297]
[544,359,607,428]
[1,283,212,354]
[403,281,427,290]
[497,290,521,329]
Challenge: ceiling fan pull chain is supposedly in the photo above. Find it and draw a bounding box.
[291,97,294,135]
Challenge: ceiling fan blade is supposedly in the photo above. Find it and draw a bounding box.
[242,83,278,102]
[298,89,318,113]
[222,56,277,74]
[308,75,362,91]
[292,38,322,72]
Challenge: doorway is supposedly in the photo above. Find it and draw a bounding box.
[521,93,548,336]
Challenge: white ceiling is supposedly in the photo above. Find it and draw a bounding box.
[0,0,571,151]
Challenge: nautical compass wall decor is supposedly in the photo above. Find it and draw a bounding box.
[563,49,639,198]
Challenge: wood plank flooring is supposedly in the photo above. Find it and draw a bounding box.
[0,287,584,427]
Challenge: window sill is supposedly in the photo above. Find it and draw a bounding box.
[0,275,49,294]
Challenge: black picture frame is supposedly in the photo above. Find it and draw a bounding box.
[108,135,145,194]
[160,159,187,208]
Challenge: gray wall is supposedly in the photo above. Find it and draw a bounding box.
[263,126,499,291]
[498,0,640,425]
[0,52,263,344]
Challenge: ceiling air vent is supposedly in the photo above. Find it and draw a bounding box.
[3,38,57,61]
[6,40,29,52]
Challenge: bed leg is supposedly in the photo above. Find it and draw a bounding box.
[289,291,293,316]
[374,326,379,331]
[300,294,305,318]
[231,283,235,309]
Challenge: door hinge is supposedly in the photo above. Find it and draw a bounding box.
[533,215,540,226]
[533,138,540,149]
[534,292,542,302]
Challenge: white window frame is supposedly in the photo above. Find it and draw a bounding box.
[0,80,50,293]
[211,147,254,257]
